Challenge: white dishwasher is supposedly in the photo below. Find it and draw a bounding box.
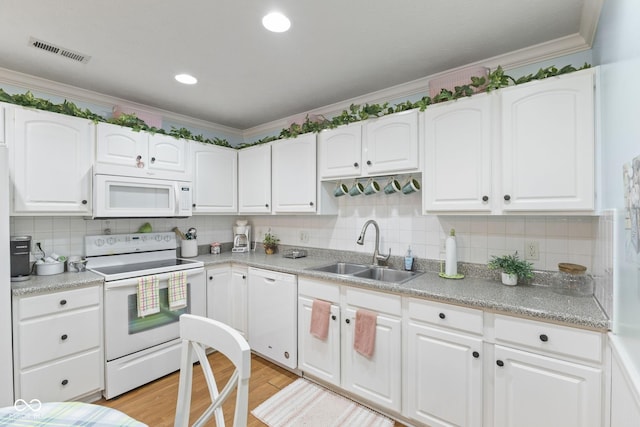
[248,267,298,369]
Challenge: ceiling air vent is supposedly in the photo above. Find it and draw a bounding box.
[28,37,91,64]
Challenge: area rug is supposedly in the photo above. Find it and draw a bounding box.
[252,378,394,427]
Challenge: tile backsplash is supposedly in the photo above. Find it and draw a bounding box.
[10,192,597,272]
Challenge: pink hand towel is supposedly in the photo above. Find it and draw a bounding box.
[310,299,331,340]
[354,309,377,358]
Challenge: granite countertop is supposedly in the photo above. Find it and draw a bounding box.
[12,250,609,331]
[193,251,609,331]
[11,270,103,296]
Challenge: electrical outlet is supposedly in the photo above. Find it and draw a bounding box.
[299,230,309,243]
[525,241,539,260]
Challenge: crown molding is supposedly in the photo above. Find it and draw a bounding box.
[244,33,593,140]
[580,0,604,46]
[0,67,243,139]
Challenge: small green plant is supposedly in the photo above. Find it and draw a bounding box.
[487,252,534,280]
[262,230,280,250]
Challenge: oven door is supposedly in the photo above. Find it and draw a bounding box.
[104,268,205,361]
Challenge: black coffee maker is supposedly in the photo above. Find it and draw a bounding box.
[10,236,31,281]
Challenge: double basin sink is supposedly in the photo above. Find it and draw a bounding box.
[308,262,423,284]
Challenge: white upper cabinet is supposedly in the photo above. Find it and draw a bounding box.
[500,69,595,212]
[238,143,271,213]
[363,109,419,175]
[0,103,6,145]
[96,123,188,181]
[190,141,237,213]
[147,133,188,176]
[10,108,94,215]
[272,133,317,213]
[423,94,493,212]
[318,123,362,179]
[318,109,419,179]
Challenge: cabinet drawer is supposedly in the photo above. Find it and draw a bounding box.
[18,306,101,368]
[298,278,340,303]
[17,286,100,320]
[345,287,401,316]
[494,315,603,363]
[408,298,483,335]
[18,349,102,402]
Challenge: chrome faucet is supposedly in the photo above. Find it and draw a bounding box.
[356,219,391,266]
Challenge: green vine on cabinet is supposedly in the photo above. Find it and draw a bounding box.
[0,63,590,149]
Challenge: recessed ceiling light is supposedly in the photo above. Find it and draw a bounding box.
[262,12,291,33]
[175,74,197,85]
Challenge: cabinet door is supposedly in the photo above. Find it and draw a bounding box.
[230,266,248,337]
[500,69,595,211]
[272,134,316,213]
[406,320,483,427]
[494,345,602,427]
[12,108,93,214]
[96,122,148,173]
[298,295,341,386]
[363,109,419,175]
[191,142,238,213]
[206,265,233,326]
[342,306,402,412]
[318,124,362,179]
[148,134,188,178]
[423,95,493,212]
[238,144,271,213]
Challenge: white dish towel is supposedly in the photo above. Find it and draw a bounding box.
[137,275,160,317]
[168,271,188,311]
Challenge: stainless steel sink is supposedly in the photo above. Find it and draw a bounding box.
[352,267,423,284]
[308,262,423,284]
[308,262,369,275]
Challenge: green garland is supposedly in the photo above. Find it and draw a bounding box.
[0,63,590,149]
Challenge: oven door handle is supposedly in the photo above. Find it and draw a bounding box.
[104,267,204,289]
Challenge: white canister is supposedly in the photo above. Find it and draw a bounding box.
[181,240,198,258]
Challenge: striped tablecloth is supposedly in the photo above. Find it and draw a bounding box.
[0,401,147,426]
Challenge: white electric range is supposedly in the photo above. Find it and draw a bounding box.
[86,232,206,399]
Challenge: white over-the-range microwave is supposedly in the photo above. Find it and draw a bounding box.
[93,174,192,218]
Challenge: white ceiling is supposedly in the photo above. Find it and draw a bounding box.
[0,0,600,130]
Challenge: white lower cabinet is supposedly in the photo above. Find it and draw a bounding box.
[206,264,247,337]
[491,314,604,427]
[405,299,483,427]
[297,279,402,413]
[493,345,602,427]
[298,279,341,387]
[12,285,103,402]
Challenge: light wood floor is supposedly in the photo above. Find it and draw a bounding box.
[96,352,405,426]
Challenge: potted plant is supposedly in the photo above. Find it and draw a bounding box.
[487,252,534,286]
[263,230,280,255]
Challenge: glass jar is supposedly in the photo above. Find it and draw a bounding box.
[551,263,594,296]
[210,242,221,255]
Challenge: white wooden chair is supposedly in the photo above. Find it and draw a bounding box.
[174,314,251,427]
